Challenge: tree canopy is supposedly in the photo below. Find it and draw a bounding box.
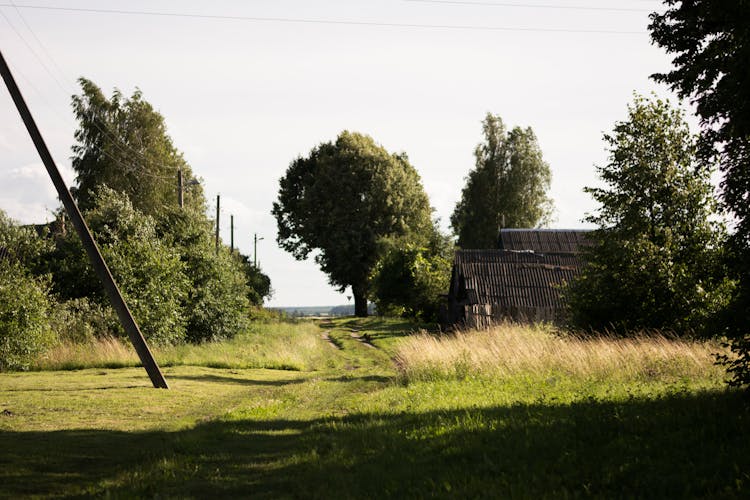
[71,78,204,214]
[649,0,750,385]
[272,131,433,316]
[566,95,733,335]
[451,113,553,248]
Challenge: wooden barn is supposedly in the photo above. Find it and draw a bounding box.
[445,229,590,329]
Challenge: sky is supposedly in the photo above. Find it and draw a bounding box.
[0,0,683,307]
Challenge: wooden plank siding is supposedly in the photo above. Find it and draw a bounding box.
[444,230,591,329]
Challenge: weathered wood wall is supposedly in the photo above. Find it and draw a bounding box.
[463,303,560,329]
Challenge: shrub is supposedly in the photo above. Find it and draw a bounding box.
[0,209,54,270]
[0,262,55,371]
[156,206,252,342]
[370,231,453,322]
[49,297,119,344]
[46,188,189,345]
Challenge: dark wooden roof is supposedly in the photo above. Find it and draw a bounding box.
[498,229,591,254]
[451,249,581,309]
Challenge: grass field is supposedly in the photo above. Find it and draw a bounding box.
[1,318,748,498]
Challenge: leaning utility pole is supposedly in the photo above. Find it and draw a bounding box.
[0,50,168,389]
[215,194,220,255]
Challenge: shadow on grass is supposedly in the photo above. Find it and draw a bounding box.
[1,390,748,498]
[323,374,393,384]
[168,374,307,387]
[3,385,148,392]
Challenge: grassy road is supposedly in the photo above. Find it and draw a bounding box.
[0,318,748,498]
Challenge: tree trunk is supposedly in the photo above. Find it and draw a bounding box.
[353,287,368,317]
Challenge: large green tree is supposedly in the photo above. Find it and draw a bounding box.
[649,1,750,382]
[71,78,204,214]
[272,131,433,316]
[451,113,553,248]
[566,95,733,335]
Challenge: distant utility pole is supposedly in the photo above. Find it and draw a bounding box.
[230,215,234,253]
[215,194,220,255]
[0,50,168,389]
[177,169,184,208]
[254,233,264,267]
[177,171,199,209]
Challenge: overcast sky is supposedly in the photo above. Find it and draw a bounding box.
[1,0,684,307]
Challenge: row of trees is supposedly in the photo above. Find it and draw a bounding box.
[1,79,271,370]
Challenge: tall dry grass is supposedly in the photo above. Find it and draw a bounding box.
[395,322,726,383]
[34,321,330,372]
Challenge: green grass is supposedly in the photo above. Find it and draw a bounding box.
[34,321,335,372]
[1,317,748,498]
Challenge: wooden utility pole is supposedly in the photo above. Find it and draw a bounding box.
[177,169,184,208]
[215,194,220,255]
[230,215,234,253]
[254,233,264,267]
[0,50,168,389]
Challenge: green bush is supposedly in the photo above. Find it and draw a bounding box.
[47,188,189,345]
[370,231,453,322]
[156,206,253,342]
[181,248,250,343]
[0,262,55,371]
[0,210,54,271]
[49,298,119,344]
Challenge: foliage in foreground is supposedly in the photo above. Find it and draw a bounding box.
[650,1,750,385]
[155,206,252,343]
[567,95,732,336]
[41,189,269,346]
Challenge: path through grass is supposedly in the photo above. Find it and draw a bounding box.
[1,318,747,498]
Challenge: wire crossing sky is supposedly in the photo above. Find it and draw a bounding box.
[0,3,648,34]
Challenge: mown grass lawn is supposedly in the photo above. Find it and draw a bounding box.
[1,318,748,498]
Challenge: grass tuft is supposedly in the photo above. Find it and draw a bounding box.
[394,322,726,384]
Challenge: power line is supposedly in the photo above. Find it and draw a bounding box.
[1,6,185,182]
[404,0,653,13]
[0,3,644,35]
[8,0,69,84]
